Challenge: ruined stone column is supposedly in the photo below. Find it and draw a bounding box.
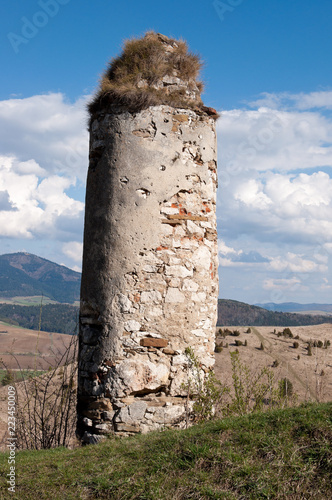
[77,32,219,443]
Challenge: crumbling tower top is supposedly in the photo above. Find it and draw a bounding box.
[88,31,218,121]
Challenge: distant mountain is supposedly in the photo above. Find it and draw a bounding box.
[255,302,332,314]
[0,252,81,304]
[217,299,332,326]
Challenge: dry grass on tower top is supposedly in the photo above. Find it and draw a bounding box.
[88,31,218,121]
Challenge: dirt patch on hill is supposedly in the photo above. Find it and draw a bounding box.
[214,324,332,403]
[0,322,72,370]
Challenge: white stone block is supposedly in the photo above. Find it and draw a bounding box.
[192,292,206,302]
[165,287,185,303]
[124,320,141,332]
[140,290,162,303]
[118,294,132,313]
[182,279,199,292]
[191,245,211,271]
[165,265,193,278]
[172,354,188,366]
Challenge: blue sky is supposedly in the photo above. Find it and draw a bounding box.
[1,0,332,304]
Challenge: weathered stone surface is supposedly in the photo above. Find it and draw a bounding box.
[140,338,168,348]
[165,288,185,303]
[78,103,218,439]
[115,423,140,433]
[107,358,170,398]
[129,401,147,420]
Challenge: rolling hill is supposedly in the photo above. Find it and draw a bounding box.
[0,252,80,303]
[217,299,332,326]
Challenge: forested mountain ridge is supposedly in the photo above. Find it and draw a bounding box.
[0,252,80,303]
[217,299,332,326]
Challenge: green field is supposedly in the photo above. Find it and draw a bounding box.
[0,402,331,499]
[0,296,57,306]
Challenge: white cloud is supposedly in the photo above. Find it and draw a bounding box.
[221,169,332,245]
[62,241,83,265]
[268,252,327,273]
[0,155,84,239]
[263,277,308,292]
[320,278,332,291]
[218,239,239,256]
[0,93,89,180]
[249,90,332,111]
[218,106,332,176]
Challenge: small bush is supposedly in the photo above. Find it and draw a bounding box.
[246,328,252,334]
[235,340,243,347]
[1,369,14,386]
[272,360,279,368]
[260,342,264,351]
[297,354,300,360]
[293,341,299,349]
[230,330,241,337]
[244,339,248,347]
[283,328,293,338]
[215,346,223,353]
[307,345,312,356]
[278,377,293,398]
[317,340,323,348]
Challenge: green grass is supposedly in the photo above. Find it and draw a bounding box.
[0,296,56,306]
[0,402,331,499]
[0,369,45,385]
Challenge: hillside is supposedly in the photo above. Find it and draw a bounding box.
[0,252,80,303]
[217,299,332,326]
[0,403,331,499]
[0,303,78,334]
[256,301,332,314]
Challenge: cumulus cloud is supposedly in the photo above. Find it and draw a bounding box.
[0,155,84,240]
[216,92,332,303]
[268,252,327,273]
[249,90,332,111]
[263,277,308,292]
[217,106,332,176]
[0,93,89,180]
[62,241,83,268]
[218,239,269,267]
[226,171,332,244]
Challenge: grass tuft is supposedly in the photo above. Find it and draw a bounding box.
[88,31,216,122]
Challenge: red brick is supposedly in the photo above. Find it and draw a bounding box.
[140,338,168,348]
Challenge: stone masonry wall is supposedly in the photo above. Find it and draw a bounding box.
[77,104,218,443]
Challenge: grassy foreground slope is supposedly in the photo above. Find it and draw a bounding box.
[1,403,331,499]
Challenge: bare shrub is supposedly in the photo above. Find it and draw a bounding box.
[11,335,78,450]
[183,350,297,423]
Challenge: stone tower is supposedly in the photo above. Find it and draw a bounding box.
[77,32,219,443]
